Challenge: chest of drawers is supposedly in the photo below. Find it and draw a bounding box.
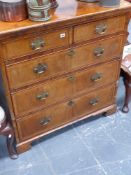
[0,0,131,154]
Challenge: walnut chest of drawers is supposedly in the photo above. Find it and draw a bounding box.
[0,0,131,153]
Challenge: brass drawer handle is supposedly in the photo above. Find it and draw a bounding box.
[31,38,45,50]
[89,98,99,106]
[67,75,76,82]
[68,100,75,107]
[96,24,107,35]
[40,117,51,126]
[91,73,103,82]
[94,47,104,57]
[36,92,49,101]
[68,49,75,57]
[33,63,48,74]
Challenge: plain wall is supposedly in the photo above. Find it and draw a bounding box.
[128,20,131,43]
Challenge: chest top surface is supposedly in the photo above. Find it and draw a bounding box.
[0,0,131,35]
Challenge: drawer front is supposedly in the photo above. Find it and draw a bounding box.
[74,15,125,43]
[12,76,73,117]
[2,29,69,60]
[67,35,123,71]
[7,35,123,90]
[12,60,119,117]
[7,51,68,90]
[17,100,72,141]
[72,60,119,95]
[17,84,116,141]
[71,84,116,119]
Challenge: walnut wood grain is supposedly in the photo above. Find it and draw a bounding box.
[1,29,70,61]
[11,60,120,117]
[6,35,124,90]
[0,0,131,154]
[74,15,126,44]
[16,104,116,153]
[17,84,116,141]
[0,0,130,40]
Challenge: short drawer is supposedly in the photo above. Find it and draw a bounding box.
[71,84,116,120]
[1,29,69,60]
[17,84,116,141]
[71,60,119,95]
[74,15,125,43]
[12,60,119,117]
[7,35,124,90]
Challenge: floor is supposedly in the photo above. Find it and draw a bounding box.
[0,77,131,175]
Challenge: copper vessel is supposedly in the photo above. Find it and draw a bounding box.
[0,0,28,22]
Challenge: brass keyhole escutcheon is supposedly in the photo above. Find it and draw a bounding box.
[68,49,75,57]
[68,100,75,107]
[67,75,76,82]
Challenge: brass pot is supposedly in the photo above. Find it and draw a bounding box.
[0,0,28,22]
[27,0,51,22]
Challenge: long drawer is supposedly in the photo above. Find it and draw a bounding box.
[17,84,116,141]
[74,15,125,43]
[7,35,124,90]
[12,60,120,117]
[1,29,69,60]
